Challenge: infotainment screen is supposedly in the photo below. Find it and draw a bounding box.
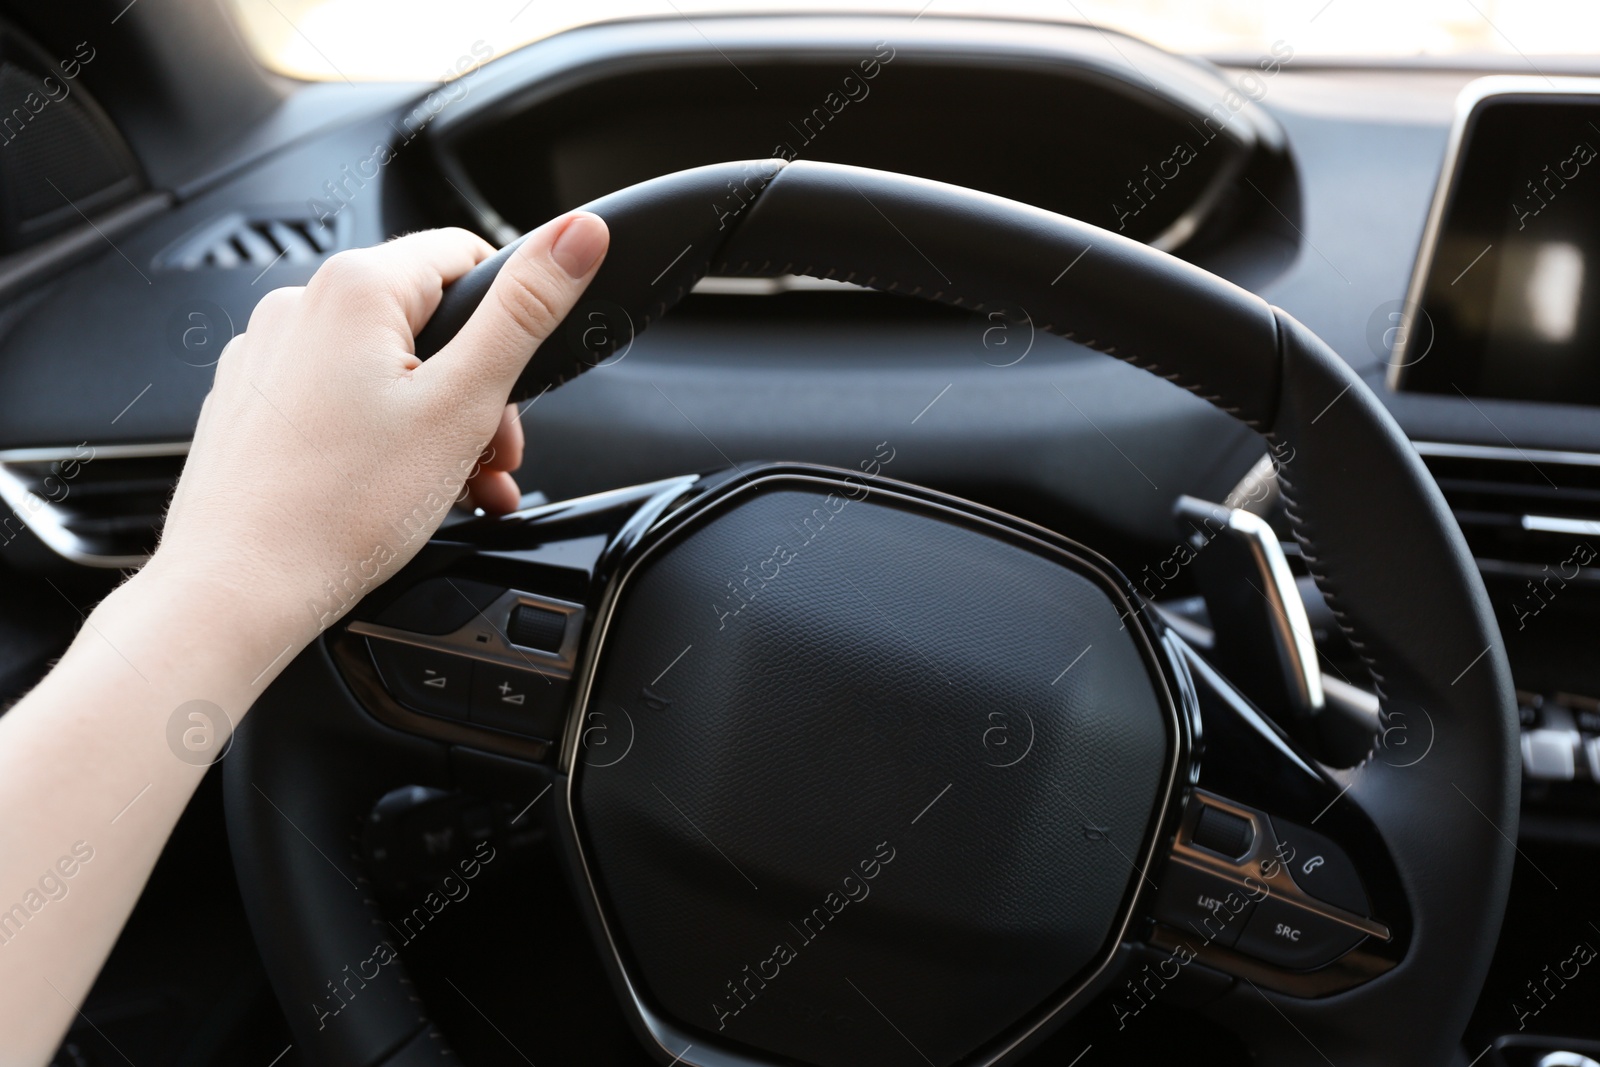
[1398,90,1600,406]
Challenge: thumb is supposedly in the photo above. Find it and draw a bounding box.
[425,211,609,392]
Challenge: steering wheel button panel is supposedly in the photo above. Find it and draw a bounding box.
[371,576,504,635]
[1271,817,1371,916]
[470,663,566,739]
[1153,862,1260,948]
[366,638,473,720]
[1236,896,1367,970]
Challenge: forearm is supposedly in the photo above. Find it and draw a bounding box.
[0,562,307,1066]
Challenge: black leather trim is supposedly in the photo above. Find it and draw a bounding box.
[712,160,1283,427]
[224,644,455,1067]
[419,159,1283,427]
[1206,311,1517,1064]
[377,1023,457,1065]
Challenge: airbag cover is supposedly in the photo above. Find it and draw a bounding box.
[573,475,1173,1067]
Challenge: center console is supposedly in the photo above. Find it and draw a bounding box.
[1392,76,1600,1067]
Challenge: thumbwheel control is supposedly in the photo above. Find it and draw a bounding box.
[1191,804,1255,860]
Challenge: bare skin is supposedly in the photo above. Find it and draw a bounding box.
[0,211,610,1066]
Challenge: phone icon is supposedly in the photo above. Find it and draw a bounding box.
[1302,855,1326,876]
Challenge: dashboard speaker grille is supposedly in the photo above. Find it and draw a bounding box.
[0,50,143,252]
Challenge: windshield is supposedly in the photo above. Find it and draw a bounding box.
[233,0,1600,82]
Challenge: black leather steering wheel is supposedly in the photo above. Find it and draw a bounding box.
[225,160,1518,1067]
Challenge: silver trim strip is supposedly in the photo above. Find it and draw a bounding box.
[559,469,1186,1067]
[1323,674,1381,730]
[1229,452,1281,517]
[1226,506,1326,716]
[1477,557,1600,585]
[691,274,863,296]
[501,475,700,523]
[0,441,192,463]
[1412,441,1600,577]
[0,441,189,568]
[1389,75,1600,391]
[1523,514,1600,537]
[347,589,585,677]
[1413,439,1600,468]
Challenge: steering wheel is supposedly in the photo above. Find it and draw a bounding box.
[224,160,1518,1067]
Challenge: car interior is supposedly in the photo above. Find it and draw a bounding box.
[3,2,1599,1065]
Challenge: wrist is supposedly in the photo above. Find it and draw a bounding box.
[102,553,318,702]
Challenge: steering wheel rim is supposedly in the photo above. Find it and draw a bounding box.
[226,159,1518,1067]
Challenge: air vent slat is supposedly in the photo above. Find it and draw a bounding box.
[160,212,345,272]
[1417,443,1600,575]
[1432,479,1600,511]
[0,445,187,566]
[233,224,281,265]
[299,220,336,253]
[264,220,318,261]
[207,240,242,269]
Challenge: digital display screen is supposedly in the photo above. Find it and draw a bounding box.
[1403,96,1600,406]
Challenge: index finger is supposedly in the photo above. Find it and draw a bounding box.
[325,227,498,338]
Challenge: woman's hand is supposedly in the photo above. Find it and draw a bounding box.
[0,212,607,1066]
[152,213,609,648]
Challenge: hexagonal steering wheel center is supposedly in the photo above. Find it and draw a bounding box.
[566,469,1181,1067]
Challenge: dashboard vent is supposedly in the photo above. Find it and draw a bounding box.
[158,211,344,271]
[0,443,187,567]
[1416,442,1600,580]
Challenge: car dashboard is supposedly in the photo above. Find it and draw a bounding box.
[0,9,1596,1067]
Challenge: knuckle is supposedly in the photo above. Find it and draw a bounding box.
[212,334,245,377]
[439,225,490,251]
[494,262,565,340]
[246,285,302,327]
[313,248,383,291]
